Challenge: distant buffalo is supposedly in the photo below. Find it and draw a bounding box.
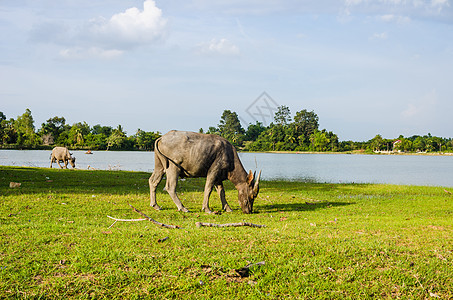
[149,130,261,214]
[50,147,76,169]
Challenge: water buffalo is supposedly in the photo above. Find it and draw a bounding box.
[149,130,261,214]
[50,147,76,169]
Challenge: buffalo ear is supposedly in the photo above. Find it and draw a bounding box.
[246,170,254,185]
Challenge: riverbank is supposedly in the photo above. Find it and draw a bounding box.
[1,166,452,299]
[263,149,453,156]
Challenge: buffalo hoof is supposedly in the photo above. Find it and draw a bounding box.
[179,207,190,213]
[224,205,233,213]
[151,204,162,211]
[202,208,214,214]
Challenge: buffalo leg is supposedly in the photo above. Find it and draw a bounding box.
[165,163,189,212]
[149,158,165,210]
[202,175,218,214]
[215,183,233,212]
[57,160,64,169]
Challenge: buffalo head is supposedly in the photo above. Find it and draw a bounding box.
[237,170,261,214]
[69,157,76,168]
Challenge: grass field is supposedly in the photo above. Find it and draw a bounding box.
[1,166,452,299]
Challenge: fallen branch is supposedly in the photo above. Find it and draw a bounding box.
[158,236,169,243]
[106,215,147,229]
[107,216,147,222]
[196,222,266,228]
[129,204,181,229]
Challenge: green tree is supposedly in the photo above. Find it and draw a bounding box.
[107,125,127,150]
[86,125,113,149]
[135,129,161,150]
[245,108,338,152]
[261,123,286,151]
[401,139,413,152]
[413,137,426,152]
[325,131,339,151]
[431,136,443,152]
[245,121,266,141]
[447,139,453,152]
[310,130,330,151]
[393,136,413,152]
[283,124,298,150]
[206,126,220,135]
[369,134,384,152]
[0,112,7,144]
[269,106,295,151]
[274,105,291,126]
[14,109,39,147]
[1,118,17,145]
[84,133,106,150]
[92,124,113,136]
[67,122,90,147]
[293,109,319,149]
[217,110,245,147]
[39,116,67,145]
[424,134,436,152]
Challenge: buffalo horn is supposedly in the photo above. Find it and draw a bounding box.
[253,170,261,190]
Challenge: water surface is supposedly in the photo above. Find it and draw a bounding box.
[1,150,452,187]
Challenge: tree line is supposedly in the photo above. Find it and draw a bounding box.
[0,109,160,151]
[200,106,453,153]
[1,108,452,153]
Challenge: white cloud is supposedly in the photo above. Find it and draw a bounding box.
[59,47,123,60]
[431,0,450,12]
[197,38,240,56]
[345,0,364,5]
[370,32,388,40]
[342,0,451,19]
[27,0,167,59]
[87,0,167,49]
[380,14,396,22]
[401,89,437,119]
[379,14,411,24]
[401,103,420,118]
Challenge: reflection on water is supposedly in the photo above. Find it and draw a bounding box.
[1,150,453,187]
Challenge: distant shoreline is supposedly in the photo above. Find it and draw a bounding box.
[249,150,453,156]
[2,148,453,156]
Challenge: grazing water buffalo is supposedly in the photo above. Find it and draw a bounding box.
[149,130,261,214]
[50,147,76,169]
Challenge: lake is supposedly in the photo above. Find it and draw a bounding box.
[1,149,452,187]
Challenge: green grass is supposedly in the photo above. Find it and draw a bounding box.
[1,166,452,299]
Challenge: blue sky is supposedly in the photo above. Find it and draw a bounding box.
[1,0,452,141]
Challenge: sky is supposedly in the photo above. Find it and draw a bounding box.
[1,0,452,141]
